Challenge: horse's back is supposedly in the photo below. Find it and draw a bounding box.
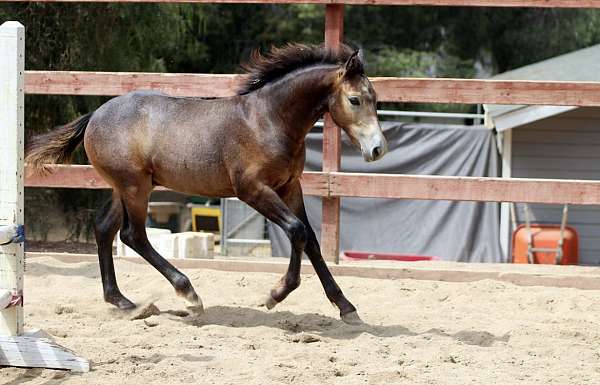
[83,90,243,196]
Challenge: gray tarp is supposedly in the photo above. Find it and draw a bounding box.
[269,122,504,262]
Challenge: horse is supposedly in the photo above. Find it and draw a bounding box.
[25,43,388,325]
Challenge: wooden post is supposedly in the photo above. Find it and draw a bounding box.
[499,129,513,261]
[321,5,344,264]
[0,21,25,336]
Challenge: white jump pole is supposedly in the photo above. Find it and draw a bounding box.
[0,20,25,337]
[0,21,89,372]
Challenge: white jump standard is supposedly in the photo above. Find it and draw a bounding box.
[0,21,88,372]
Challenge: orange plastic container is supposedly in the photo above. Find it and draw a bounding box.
[512,224,579,265]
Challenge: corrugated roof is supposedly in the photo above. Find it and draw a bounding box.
[485,44,600,118]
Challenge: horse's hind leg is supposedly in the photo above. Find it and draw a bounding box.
[117,179,203,311]
[95,192,135,309]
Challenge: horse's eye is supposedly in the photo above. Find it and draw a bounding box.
[348,96,360,106]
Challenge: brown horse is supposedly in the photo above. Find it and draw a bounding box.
[25,43,387,324]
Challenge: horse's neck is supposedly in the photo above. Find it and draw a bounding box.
[262,66,337,138]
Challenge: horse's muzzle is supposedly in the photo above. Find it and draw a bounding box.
[363,135,388,162]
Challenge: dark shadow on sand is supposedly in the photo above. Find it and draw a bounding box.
[169,305,509,346]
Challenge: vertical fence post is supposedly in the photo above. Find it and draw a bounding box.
[322,5,344,264]
[499,129,513,262]
[0,21,25,336]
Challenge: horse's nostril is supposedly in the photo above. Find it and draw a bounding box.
[372,146,382,159]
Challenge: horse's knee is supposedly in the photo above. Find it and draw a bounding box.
[289,220,306,247]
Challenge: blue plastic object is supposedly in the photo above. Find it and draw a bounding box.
[0,224,25,245]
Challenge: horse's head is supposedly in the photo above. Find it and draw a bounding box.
[328,50,387,162]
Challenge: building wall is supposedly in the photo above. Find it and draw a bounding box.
[511,108,600,265]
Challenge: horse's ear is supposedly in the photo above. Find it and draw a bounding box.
[343,50,365,78]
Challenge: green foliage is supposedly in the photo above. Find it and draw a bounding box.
[0,4,179,133]
[367,46,474,78]
[159,4,324,73]
[344,6,600,75]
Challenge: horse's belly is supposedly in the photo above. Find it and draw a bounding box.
[152,160,235,198]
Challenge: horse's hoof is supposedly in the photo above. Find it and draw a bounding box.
[118,299,137,311]
[261,295,279,310]
[340,311,363,326]
[177,287,203,307]
[185,293,204,316]
[186,304,205,316]
[106,294,136,310]
[179,288,204,316]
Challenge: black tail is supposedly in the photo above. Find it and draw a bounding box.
[25,113,93,175]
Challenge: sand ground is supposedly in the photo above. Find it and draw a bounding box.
[2,256,600,385]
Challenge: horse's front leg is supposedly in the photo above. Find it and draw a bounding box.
[236,180,306,307]
[283,182,362,325]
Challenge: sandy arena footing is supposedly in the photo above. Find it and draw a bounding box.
[3,254,600,384]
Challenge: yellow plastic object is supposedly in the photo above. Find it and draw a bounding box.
[191,206,221,233]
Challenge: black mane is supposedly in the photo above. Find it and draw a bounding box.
[237,43,354,95]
